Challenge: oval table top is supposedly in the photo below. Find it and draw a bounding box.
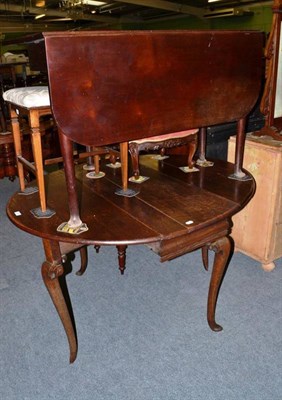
[7,155,255,261]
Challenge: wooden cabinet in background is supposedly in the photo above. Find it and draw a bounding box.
[228,134,282,271]
[0,133,17,179]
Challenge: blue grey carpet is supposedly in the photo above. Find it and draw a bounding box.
[0,177,281,400]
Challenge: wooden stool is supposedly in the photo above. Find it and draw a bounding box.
[128,129,199,182]
[3,86,55,218]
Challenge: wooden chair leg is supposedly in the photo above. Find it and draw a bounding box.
[120,142,128,189]
[187,134,197,169]
[94,154,100,174]
[109,153,117,165]
[115,142,139,197]
[128,142,140,180]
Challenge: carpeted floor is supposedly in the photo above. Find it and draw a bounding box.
[0,177,281,400]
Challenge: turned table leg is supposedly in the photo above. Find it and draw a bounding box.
[116,245,128,275]
[207,236,231,332]
[0,141,17,180]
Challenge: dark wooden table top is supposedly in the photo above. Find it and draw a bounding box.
[42,30,263,229]
[44,30,263,147]
[7,155,255,260]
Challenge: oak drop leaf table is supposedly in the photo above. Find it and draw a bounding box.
[7,155,255,363]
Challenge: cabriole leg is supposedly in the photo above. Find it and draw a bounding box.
[42,239,78,363]
[207,236,231,332]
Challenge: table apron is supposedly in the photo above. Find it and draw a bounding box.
[150,219,231,262]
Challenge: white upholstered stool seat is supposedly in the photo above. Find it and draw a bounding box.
[3,86,50,108]
[128,128,199,181]
[3,86,55,218]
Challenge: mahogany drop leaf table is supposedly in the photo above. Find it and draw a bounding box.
[7,155,255,362]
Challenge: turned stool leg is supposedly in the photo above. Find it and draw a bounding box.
[29,109,46,211]
[10,106,25,192]
[28,109,55,218]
